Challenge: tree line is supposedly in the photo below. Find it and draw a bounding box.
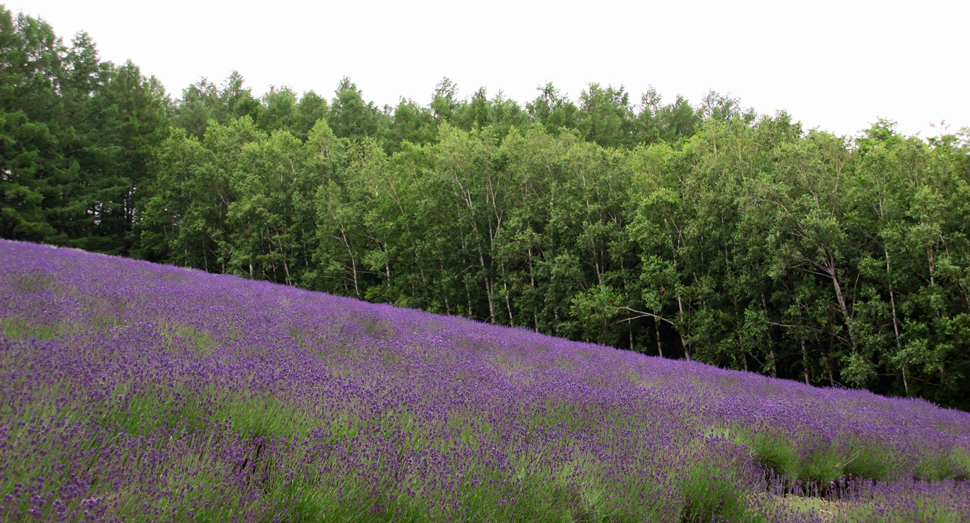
[3,7,970,409]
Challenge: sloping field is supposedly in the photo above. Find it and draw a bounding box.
[1,239,969,522]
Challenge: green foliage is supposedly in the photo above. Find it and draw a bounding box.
[679,446,755,522]
[6,4,970,410]
[526,82,580,132]
[0,8,168,252]
[329,77,386,142]
[577,83,636,149]
[136,107,970,410]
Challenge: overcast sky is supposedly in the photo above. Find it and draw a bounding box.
[7,0,968,139]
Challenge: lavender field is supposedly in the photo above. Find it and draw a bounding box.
[1,239,969,522]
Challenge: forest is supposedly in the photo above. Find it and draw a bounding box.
[3,6,969,410]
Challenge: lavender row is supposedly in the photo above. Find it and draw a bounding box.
[2,239,968,522]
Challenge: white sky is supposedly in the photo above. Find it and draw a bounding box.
[7,0,969,139]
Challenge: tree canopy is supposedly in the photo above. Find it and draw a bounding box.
[4,5,970,410]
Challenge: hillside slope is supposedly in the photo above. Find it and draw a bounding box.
[1,239,969,522]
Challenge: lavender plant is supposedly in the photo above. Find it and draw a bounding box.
[1,239,968,522]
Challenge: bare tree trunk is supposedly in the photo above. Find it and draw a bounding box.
[460,237,473,317]
[441,263,451,315]
[278,238,291,285]
[885,248,908,396]
[825,255,858,355]
[528,245,538,331]
[503,280,514,327]
[762,293,777,378]
[338,225,359,297]
[677,293,690,361]
[801,338,810,385]
[479,249,495,323]
[484,277,495,324]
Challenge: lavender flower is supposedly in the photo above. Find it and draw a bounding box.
[1,239,968,522]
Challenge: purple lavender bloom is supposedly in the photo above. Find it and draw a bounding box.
[1,239,968,522]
